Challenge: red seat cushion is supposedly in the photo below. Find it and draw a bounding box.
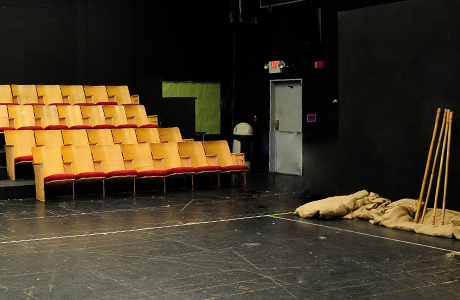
[0,103,18,105]
[139,124,159,128]
[137,170,168,177]
[0,127,15,132]
[18,126,43,130]
[45,125,68,130]
[24,103,45,106]
[167,167,195,174]
[105,169,137,177]
[69,125,92,130]
[92,124,115,129]
[116,124,138,129]
[194,166,222,172]
[75,103,94,106]
[222,165,248,171]
[50,103,70,106]
[44,173,75,182]
[15,155,33,163]
[75,172,106,180]
[97,102,117,105]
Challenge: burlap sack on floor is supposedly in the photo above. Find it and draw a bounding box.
[295,191,460,239]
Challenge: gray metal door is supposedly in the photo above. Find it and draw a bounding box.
[269,79,302,176]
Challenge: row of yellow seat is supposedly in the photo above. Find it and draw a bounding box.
[31,140,246,201]
[0,85,139,106]
[0,104,158,132]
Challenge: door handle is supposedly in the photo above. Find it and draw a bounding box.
[274,120,279,131]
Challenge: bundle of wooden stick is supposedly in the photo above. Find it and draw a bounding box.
[414,108,454,225]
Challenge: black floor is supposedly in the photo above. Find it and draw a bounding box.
[0,171,459,299]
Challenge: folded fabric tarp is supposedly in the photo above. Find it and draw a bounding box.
[295,190,460,239]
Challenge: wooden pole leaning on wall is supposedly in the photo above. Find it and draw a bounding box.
[441,111,453,225]
[420,109,448,223]
[431,109,450,225]
[414,108,441,223]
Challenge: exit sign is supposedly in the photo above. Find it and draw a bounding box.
[269,61,282,73]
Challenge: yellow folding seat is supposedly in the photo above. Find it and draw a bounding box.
[35,130,63,147]
[87,128,114,145]
[83,86,117,105]
[80,105,115,129]
[90,144,137,194]
[203,140,248,186]
[60,85,93,106]
[106,85,139,105]
[33,105,68,130]
[4,130,36,180]
[36,85,69,106]
[135,127,161,144]
[112,128,138,145]
[102,105,137,128]
[11,85,43,105]
[57,105,91,129]
[61,145,106,196]
[62,129,90,146]
[150,142,195,190]
[178,141,221,186]
[7,105,43,130]
[123,105,158,128]
[121,143,168,192]
[158,127,194,142]
[0,85,17,105]
[32,146,75,201]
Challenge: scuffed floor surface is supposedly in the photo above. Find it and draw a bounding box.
[0,171,459,299]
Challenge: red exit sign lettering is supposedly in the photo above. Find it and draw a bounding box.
[269,61,281,73]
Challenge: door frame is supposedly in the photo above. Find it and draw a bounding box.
[269,78,303,175]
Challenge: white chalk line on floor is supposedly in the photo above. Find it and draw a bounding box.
[0,215,266,245]
[269,215,459,253]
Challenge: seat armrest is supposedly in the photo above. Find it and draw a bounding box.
[124,159,134,170]
[59,117,67,126]
[180,156,192,167]
[32,163,45,201]
[35,118,42,127]
[108,95,116,102]
[147,115,158,125]
[127,116,135,124]
[105,116,113,125]
[62,95,70,104]
[85,95,93,104]
[93,160,103,172]
[231,153,245,165]
[8,118,14,128]
[12,95,19,104]
[131,95,139,104]
[63,162,73,174]
[82,117,90,126]
[38,95,45,104]
[152,157,165,170]
[206,155,218,166]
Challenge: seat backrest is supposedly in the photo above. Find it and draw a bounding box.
[33,105,61,128]
[36,85,65,105]
[123,104,149,126]
[203,140,234,167]
[106,86,132,105]
[60,85,87,105]
[112,128,138,144]
[7,105,37,129]
[136,127,161,144]
[35,130,63,147]
[5,130,36,159]
[103,105,129,126]
[121,143,155,172]
[83,86,109,104]
[150,142,182,170]
[158,127,183,142]
[32,146,65,177]
[0,85,14,104]
[11,85,39,105]
[80,105,107,127]
[62,129,89,146]
[62,145,96,174]
[90,144,125,173]
[57,105,85,127]
[87,128,114,145]
[0,105,11,128]
[178,141,208,168]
